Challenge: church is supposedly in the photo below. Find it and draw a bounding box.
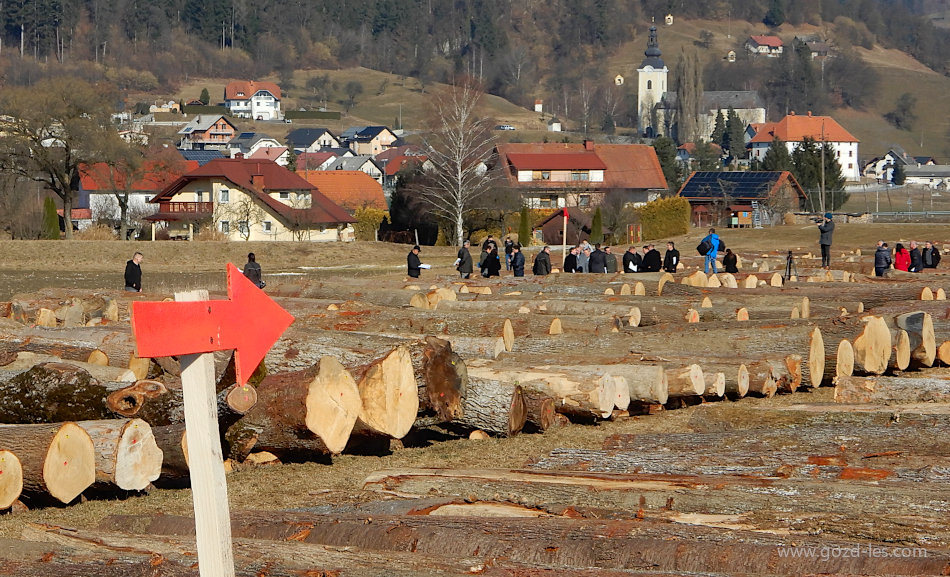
[637,26,765,143]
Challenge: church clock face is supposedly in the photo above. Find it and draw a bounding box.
[614,75,624,86]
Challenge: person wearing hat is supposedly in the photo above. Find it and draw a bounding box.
[407,245,424,278]
[818,212,835,269]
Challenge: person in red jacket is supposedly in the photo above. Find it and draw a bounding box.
[894,243,910,272]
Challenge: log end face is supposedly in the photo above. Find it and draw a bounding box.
[306,356,362,454]
[114,419,163,491]
[0,450,23,509]
[44,422,96,504]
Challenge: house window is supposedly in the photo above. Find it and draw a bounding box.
[532,171,551,181]
[572,171,590,181]
[238,221,249,236]
[647,80,652,90]
[219,189,230,203]
[538,195,558,208]
[848,163,853,169]
[279,191,290,200]
[578,194,591,207]
[263,221,272,232]
[849,150,853,157]
[220,220,230,233]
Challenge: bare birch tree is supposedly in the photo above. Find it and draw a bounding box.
[417,77,498,246]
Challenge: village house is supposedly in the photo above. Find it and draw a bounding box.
[325,155,384,185]
[677,170,807,228]
[658,91,766,143]
[286,128,342,153]
[745,35,784,57]
[863,145,937,181]
[226,132,283,159]
[341,126,400,155]
[748,112,861,181]
[146,157,354,242]
[224,80,282,121]
[494,140,667,209]
[903,165,950,189]
[296,170,388,212]
[178,115,237,151]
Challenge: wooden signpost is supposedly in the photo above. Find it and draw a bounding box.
[131,264,294,576]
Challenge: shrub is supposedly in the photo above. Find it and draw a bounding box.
[353,207,389,241]
[518,206,531,247]
[635,197,691,240]
[42,197,59,240]
[590,207,603,244]
[195,228,227,241]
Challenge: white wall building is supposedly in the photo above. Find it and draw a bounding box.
[748,112,861,181]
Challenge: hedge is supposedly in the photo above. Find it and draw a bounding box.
[634,196,690,240]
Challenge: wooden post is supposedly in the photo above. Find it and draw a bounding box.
[176,290,236,577]
[561,208,568,269]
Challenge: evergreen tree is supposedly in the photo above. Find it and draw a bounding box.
[724,108,746,159]
[892,162,906,185]
[760,136,793,171]
[590,207,603,244]
[692,140,721,171]
[42,197,59,240]
[286,148,298,172]
[821,143,848,211]
[518,205,531,246]
[764,0,786,27]
[653,136,683,194]
[711,110,726,147]
[790,138,847,211]
[199,88,210,105]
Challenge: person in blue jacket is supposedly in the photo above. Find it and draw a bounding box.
[701,227,720,274]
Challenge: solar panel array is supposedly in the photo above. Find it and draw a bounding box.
[679,171,784,200]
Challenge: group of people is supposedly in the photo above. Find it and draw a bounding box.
[123,251,267,292]
[560,240,681,275]
[874,239,941,277]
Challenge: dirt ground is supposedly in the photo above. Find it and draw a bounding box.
[1,222,949,569]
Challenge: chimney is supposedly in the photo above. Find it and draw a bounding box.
[235,152,244,159]
[807,111,812,117]
[789,110,796,116]
[584,139,595,151]
[251,173,264,188]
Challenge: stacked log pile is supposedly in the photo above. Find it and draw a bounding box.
[2,258,950,574]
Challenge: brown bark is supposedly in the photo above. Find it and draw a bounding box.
[455,377,526,437]
[149,423,188,485]
[406,336,466,422]
[834,375,950,404]
[0,422,95,504]
[0,362,136,423]
[520,389,556,432]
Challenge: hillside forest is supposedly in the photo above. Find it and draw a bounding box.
[1,1,948,119]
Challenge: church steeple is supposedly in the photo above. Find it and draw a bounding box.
[641,25,664,68]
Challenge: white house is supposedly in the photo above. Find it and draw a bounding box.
[748,112,861,181]
[637,25,668,137]
[745,35,784,57]
[904,165,950,189]
[226,132,283,158]
[224,81,282,121]
[286,128,341,153]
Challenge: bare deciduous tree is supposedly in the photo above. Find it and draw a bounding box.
[417,77,498,246]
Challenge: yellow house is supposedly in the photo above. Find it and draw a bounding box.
[147,157,355,241]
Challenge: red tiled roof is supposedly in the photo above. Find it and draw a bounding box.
[248,146,288,162]
[225,80,281,101]
[297,152,336,170]
[496,142,666,190]
[375,144,423,163]
[56,208,92,219]
[153,158,353,225]
[80,160,199,193]
[678,142,722,154]
[382,154,427,176]
[748,113,858,144]
[749,35,783,48]
[296,170,387,212]
[506,152,607,171]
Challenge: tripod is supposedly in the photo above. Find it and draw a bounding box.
[783,250,798,283]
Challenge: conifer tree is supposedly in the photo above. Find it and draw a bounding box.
[42,197,59,240]
[518,205,531,246]
[760,136,793,171]
[711,110,726,147]
[590,207,603,244]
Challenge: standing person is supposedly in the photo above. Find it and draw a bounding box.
[243,252,264,288]
[407,245,425,278]
[641,244,661,272]
[874,241,892,277]
[701,228,721,274]
[663,242,680,273]
[577,246,591,273]
[923,241,941,269]
[588,243,607,273]
[533,245,552,276]
[722,248,739,274]
[623,246,642,273]
[484,244,502,277]
[504,236,515,270]
[482,234,495,251]
[605,246,618,273]
[124,251,143,292]
[908,240,922,273]
[563,247,578,273]
[894,243,910,272]
[455,240,473,279]
[510,244,526,277]
[818,212,834,269]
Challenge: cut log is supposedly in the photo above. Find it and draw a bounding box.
[703,371,725,397]
[852,316,892,375]
[224,357,361,461]
[86,350,108,366]
[683,271,707,287]
[351,345,419,439]
[465,364,615,419]
[727,363,749,398]
[706,274,721,288]
[801,296,811,319]
[441,336,505,360]
[745,361,778,398]
[0,450,22,509]
[888,329,911,372]
[520,389,556,432]
[150,423,188,484]
[937,288,946,300]
[605,364,669,405]
[224,383,258,415]
[127,356,151,380]
[685,308,699,323]
[76,418,162,491]
[921,287,934,300]
[736,307,749,321]
[664,365,704,397]
[628,307,641,328]
[939,341,950,366]
[0,422,95,503]
[742,274,759,288]
[836,339,855,379]
[619,283,631,295]
[893,311,936,368]
[455,378,526,437]
[501,318,514,352]
[634,281,646,295]
[834,375,950,404]
[1,351,136,383]
[409,292,430,309]
[407,337,466,422]
[548,317,563,335]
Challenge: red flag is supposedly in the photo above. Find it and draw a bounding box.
[563,207,569,219]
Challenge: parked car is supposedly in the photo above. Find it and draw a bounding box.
[495,124,515,131]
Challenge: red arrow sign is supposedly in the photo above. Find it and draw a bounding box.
[131,263,294,386]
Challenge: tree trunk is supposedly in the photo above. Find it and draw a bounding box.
[520,389,556,432]
[224,357,361,461]
[440,335,505,359]
[834,375,950,404]
[76,418,162,491]
[890,311,936,368]
[664,364,704,397]
[406,336,466,422]
[150,423,189,486]
[0,422,95,504]
[350,345,419,439]
[455,377,526,437]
